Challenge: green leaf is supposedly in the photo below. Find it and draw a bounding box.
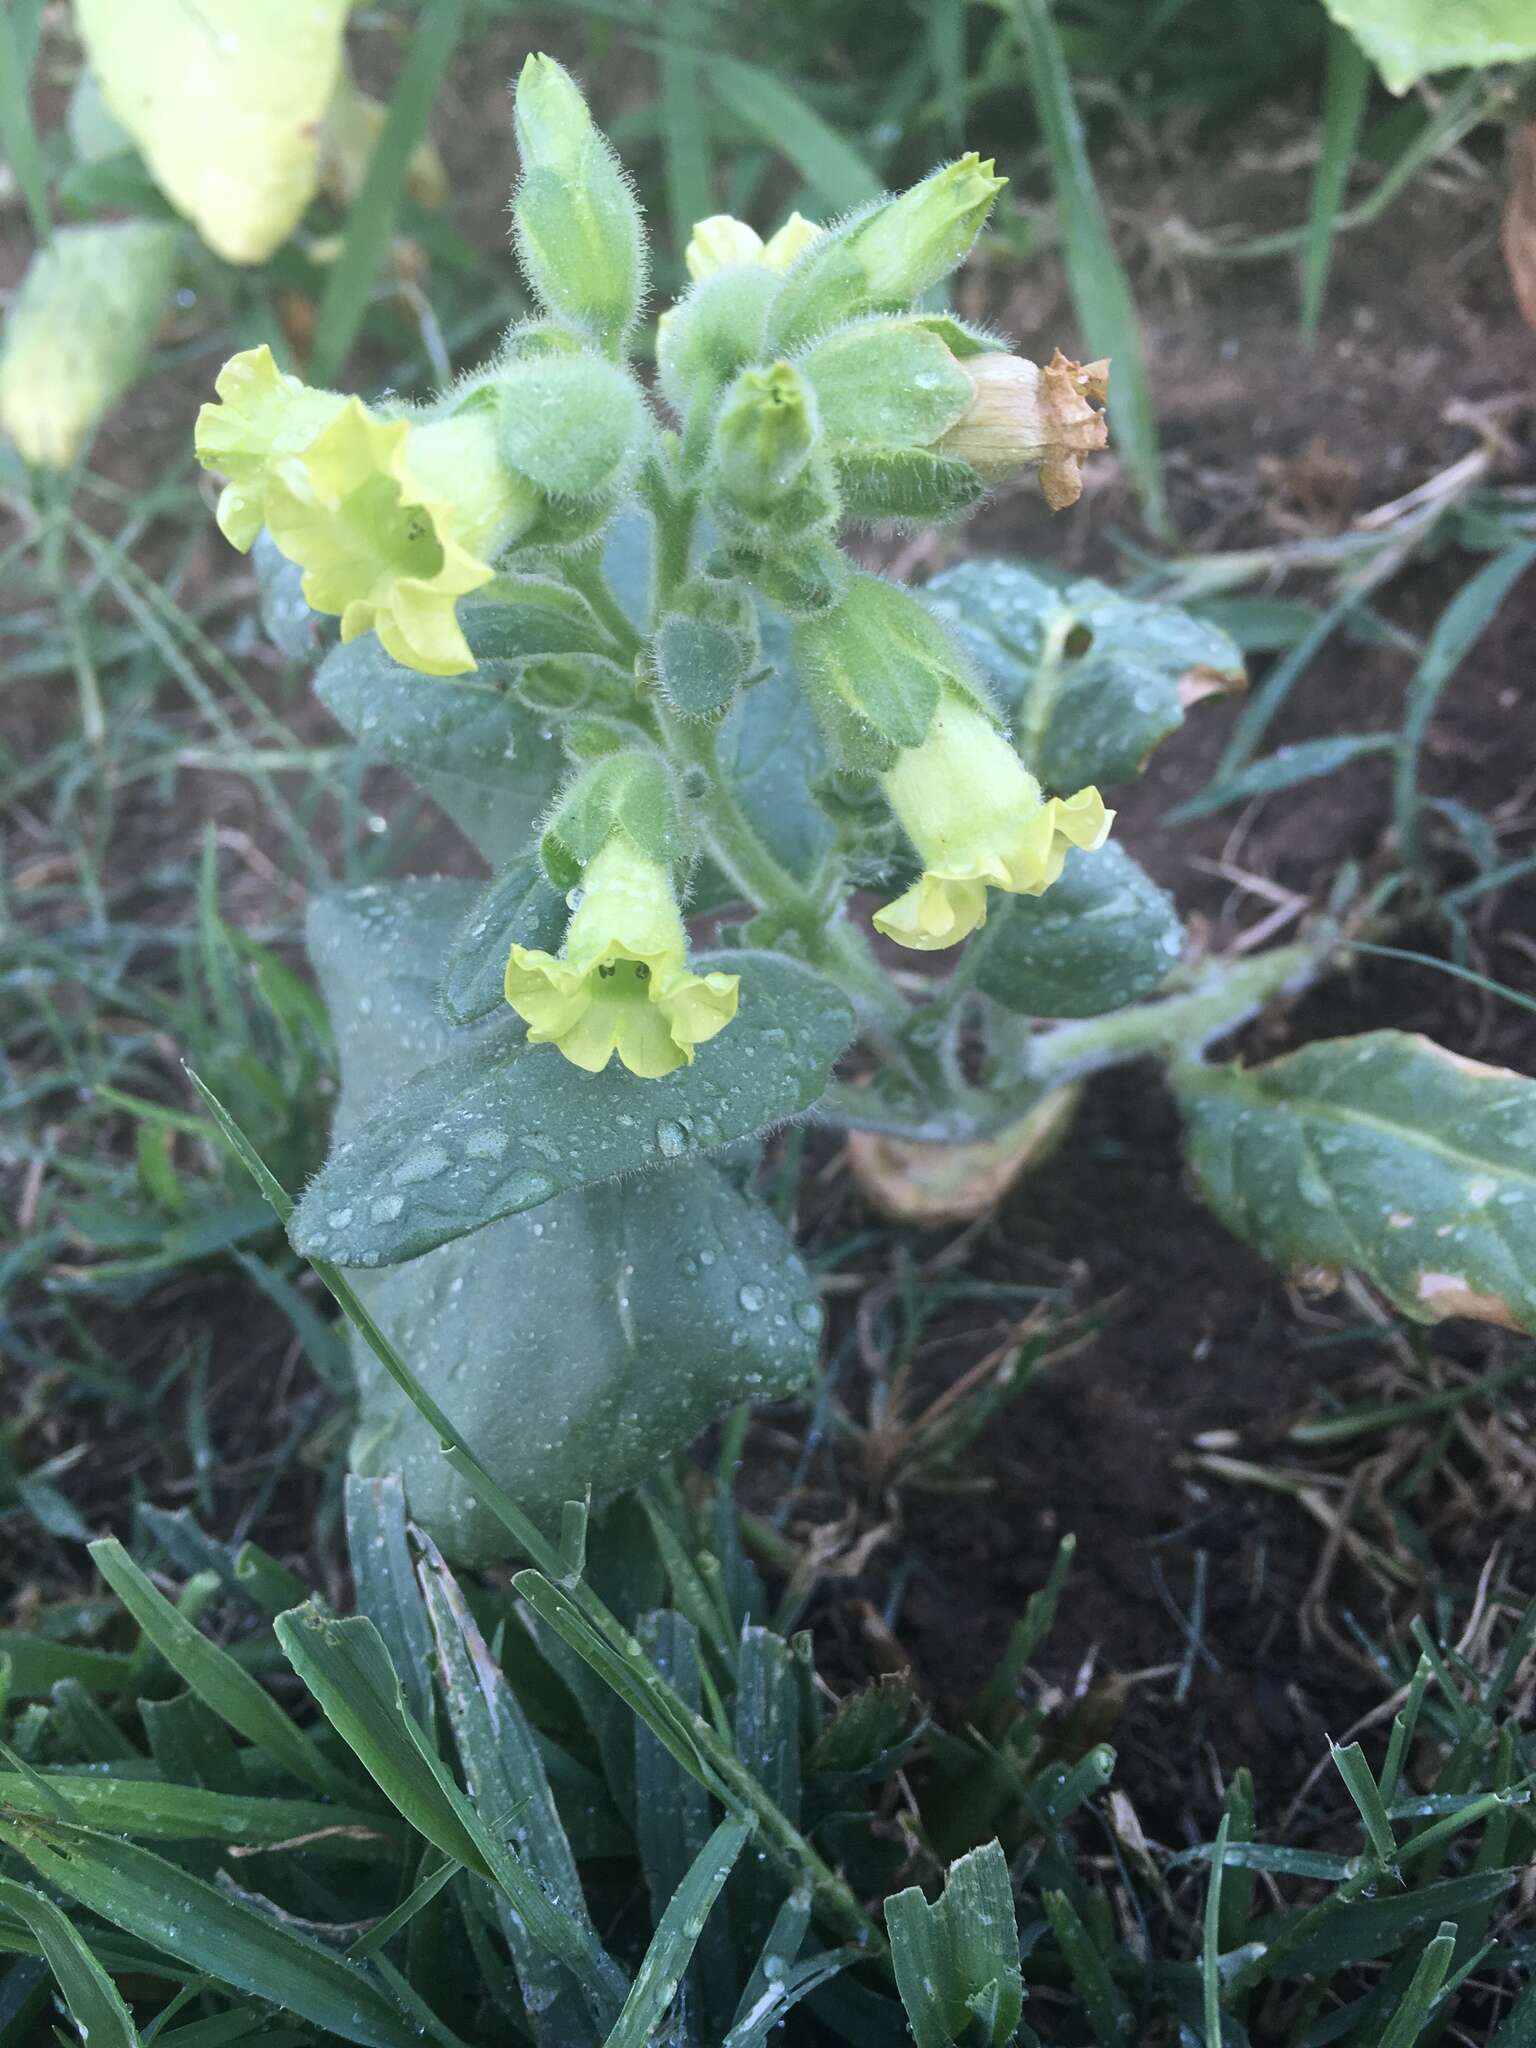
[0,1877,139,2048]
[1318,0,1536,90]
[87,1540,354,1802]
[887,1840,1024,2048]
[345,1474,437,1738]
[923,559,1245,789]
[0,1817,420,2048]
[347,1163,823,1554]
[275,1604,623,2015]
[716,623,834,883]
[292,944,852,1266]
[417,1539,622,2025]
[1177,1031,1536,1334]
[1171,732,1395,823]
[601,1819,752,2048]
[0,1772,400,1855]
[305,881,824,1548]
[976,840,1182,1019]
[439,859,568,1026]
[314,600,610,866]
[653,611,756,721]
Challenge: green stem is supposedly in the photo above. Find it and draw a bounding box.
[638,448,699,614]
[560,552,645,664]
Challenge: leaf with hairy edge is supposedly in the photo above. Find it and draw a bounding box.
[1319,0,1536,91]
[439,858,568,1025]
[1177,1032,1536,1333]
[292,942,852,1266]
[976,840,1183,1019]
[314,596,620,867]
[307,882,825,1553]
[923,558,1245,789]
[887,1839,1024,2048]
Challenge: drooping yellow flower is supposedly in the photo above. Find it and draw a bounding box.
[504,836,738,1078]
[194,345,348,551]
[75,0,351,264]
[684,211,820,281]
[260,398,536,676]
[874,696,1113,951]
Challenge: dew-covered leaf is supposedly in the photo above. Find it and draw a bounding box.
[976,840,1183,1019]
[887,1839,1024,2048]
[347,1167,822,1558]
[293,943,852,1267]
[923,557,1245,788]
[303,882,825,1552]
[1319,0,1536,91]
[313,595,616,867]
[717,617,835,883]
[439,858,568,1025]
[1177,1031,1536,1333]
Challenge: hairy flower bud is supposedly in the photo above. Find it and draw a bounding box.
[512,55,647,353]
[712,362,821,524]
[76,0,349,264]
[936,349,1110,510]
[770,155,1006,350]
[0,222,179,469]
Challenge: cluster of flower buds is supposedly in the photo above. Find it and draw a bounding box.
[190,55,1115,1078]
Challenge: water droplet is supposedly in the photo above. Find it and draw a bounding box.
[370,1193,405,1223]
[793,1299,824,1335]
[393,1143,450,1186]
[466,1127,510,1159]
[655,1118,688,1159]
[737,1283,766,1312]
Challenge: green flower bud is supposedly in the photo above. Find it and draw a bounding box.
[798,314,982,525]
[792,571,987,774]
[493,349,646,546]
[769,154,1006,350]
[75,0,350,264]
[874,695,1113,950]
[0,222,179,470]
[656,266,779,419]
[505,831,737,1078]
[512,55,647,354]
[540,750,689,891]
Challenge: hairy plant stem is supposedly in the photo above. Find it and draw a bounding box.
[560,550,644,665]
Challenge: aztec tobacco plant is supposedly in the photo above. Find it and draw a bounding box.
[193,57,1536,1551]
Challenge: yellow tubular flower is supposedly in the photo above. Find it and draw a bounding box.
[504,837,739,1078]
[685,210,820,281]
[260,398,537,677]
[874,695,1113,951]
[194,346,349,551]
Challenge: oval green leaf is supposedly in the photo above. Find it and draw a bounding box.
[976,839,1183,1019]
[1177,1031,1536,1332]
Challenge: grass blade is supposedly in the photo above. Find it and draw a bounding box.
[0,1773,398,1855]
[345,1474,437,1738]
[1394,542,1536,869]
[658,2,715,264]
[1004,0,1167,534]
[601,1818,751,2048]
[88,1539,355,1803]
[0,2,50,244]
[0,1878,140,2048]
[309,0,469,384]
[1376,1921,1455,2048]
[708,57,882,211]
[1301,25,1370,341]
[1201,1812,1229,2044]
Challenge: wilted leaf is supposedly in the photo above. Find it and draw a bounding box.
[847,1085,1082,1226]
[975,840,1183,1018]
[1318,0,1536,92]
[923,558,1245,788]
[1177,1031,1536,1332]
